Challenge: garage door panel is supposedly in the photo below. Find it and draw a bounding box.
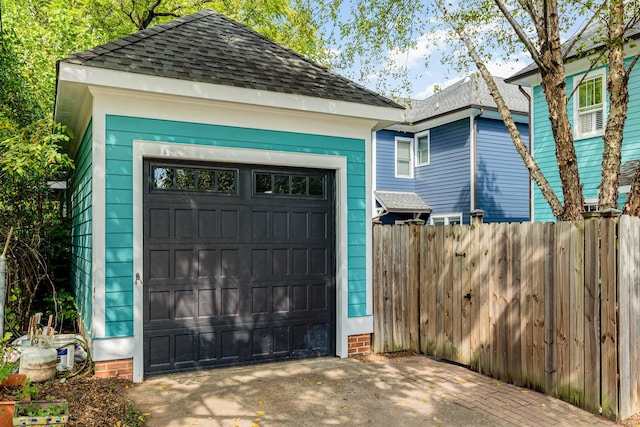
[174,250,195,278]
[149,209,170,238]
[198,289,217,318]
[311,212,328,238]
[146,206,242,244]
[175,209,195,237]
[174,290,196,319]
[144,161,334,375]
[148,291,171,321]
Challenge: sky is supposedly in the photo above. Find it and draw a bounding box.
[325,2,590,101]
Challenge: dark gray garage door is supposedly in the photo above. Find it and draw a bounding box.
[143,160,335,375]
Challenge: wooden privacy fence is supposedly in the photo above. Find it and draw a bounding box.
[373,215,640,420]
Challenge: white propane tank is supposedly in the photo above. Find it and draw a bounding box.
[19,338,57,382]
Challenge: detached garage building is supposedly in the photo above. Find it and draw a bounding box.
[54,10,403,381]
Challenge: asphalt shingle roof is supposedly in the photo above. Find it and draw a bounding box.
[402,74,529,123]
[507,22,640,82]
[60,9,401,109]
[620,159,640,187]
[375,191,432,213]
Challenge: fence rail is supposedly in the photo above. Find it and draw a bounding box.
[373,215,640,420]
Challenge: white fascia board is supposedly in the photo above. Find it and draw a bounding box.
[57,63,403,128]
[512,43,640,88]
[387,108,475,133]
[90,86,378,140]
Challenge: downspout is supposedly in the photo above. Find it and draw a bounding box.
[471,108,484,215]
[518,85,532,222]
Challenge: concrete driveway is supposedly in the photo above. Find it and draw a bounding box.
[128,354,615,426]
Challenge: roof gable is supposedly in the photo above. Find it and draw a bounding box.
[506,22,640,83]
[403,74,529,123]
[59,9,401,109]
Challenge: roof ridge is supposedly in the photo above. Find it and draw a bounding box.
[210,11,399,108]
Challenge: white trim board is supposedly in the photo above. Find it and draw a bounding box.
[57,64,403,135]
[130,141,353,382]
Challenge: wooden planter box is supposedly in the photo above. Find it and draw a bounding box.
[12,400,68,426]
[0,402,14,427]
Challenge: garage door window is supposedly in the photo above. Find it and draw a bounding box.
[254,172,325,197]
[152,165,237,193]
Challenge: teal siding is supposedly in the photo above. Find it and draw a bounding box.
[103,115,369,336]
[70,120,93,335]
[533,60,640,221]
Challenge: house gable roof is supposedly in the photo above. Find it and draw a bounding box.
[58,9,401,110]
[506,22,640,83]
[620,159,640,187]
[402,74,529,124]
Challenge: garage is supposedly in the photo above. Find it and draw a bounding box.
[142,160,335,374]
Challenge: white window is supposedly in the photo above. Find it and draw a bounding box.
[575,70,605,139]
[395,137,413,178]
[430,214,463,226]
[584,197,598,213]
[415,131,430,166]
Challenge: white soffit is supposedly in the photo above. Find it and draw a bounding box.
[57,63,403,128]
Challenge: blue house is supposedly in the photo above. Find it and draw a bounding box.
[373,75,531,225]
[53,10,402,381]
[506,25,640,221]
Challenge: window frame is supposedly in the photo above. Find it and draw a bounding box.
[574,69,606,140]
[395,136,414,179]
[583,197,598,213]
[430,213,463,226]
[415,130,430,166]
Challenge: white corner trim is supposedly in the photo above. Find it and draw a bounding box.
[469,113,476,212]
[131,141,349,381]
[92,102,106,339]
[92,336,135,361]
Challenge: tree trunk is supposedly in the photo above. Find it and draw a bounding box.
[534,0,584,220]
[599,0,628,211]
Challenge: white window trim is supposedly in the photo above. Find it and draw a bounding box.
[573,68,606,140]
[584,197,599,213]
[430,213,463,226]
[415,130,430,166]
[395,136,414,178]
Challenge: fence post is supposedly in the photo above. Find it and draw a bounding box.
[470,209,485,225]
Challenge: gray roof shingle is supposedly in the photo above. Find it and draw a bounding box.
[620,159,640,187]
[375,191,432,213]
[402,74,529,123]
[507,22,640,83]
[59,9,401,109]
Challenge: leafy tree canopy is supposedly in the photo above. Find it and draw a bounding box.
[315,0,640,220]
[1,0,326,117]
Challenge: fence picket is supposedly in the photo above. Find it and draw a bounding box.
[583,218,600,414]
[570,221,585,407]
[600,217,618,419]
[372,216,640,421]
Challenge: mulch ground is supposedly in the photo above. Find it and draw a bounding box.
[0,375,146,426]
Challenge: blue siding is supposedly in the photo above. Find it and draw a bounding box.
[476,118,530,223]
[375,129,415,191]
[416,118,471,224]
[102,115,370,337]
[533,58,640,221]
[70,120,93,335]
